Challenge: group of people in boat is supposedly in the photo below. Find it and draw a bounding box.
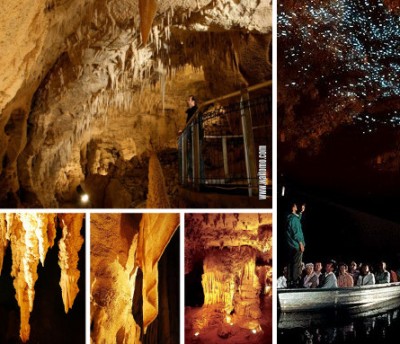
[277,259,400,289]
[282,201,400,289]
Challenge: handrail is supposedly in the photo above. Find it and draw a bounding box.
[200,80,272,108]
[184,80,272,129]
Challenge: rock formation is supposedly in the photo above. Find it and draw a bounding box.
[0,213,84,342]
[90,212,179,344]
[185,213,272,343]
[0,0,272,208]
[146,152,170,208]
[58,213,85,313]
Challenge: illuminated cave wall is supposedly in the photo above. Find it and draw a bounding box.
[0,0,272,208]
[202,247,262,329]
[0,213,85,343]
[90,212,179,344]
[185,213,272,340]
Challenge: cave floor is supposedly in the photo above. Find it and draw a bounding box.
[185,296,272,344]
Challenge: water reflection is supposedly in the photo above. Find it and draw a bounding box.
[278,307,400,343]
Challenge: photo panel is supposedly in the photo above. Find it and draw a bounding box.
[90,212,180,343]
[184,212,273,344]
[277,0,400,342]
[0,213,85,343]
[0,1,272,210]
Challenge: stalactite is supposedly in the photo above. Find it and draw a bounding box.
[9,214,57,342]
[0,213,84,342]
[136,213,179,333]
[153,25,159,53]
[157,59,167,116]
[58,213,84,313]
[138,0,157,45]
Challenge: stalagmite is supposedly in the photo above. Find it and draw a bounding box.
[0,213,84,342]
[146,152,170,208]
[58,213,85,313]
[186,214,272,341]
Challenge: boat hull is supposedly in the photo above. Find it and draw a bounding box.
[278,282,400,313]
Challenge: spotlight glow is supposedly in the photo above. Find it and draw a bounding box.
[81,194,89,203]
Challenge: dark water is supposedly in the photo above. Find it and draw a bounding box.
[278,306,400,343]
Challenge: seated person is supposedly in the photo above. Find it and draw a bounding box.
[348,260,360,285]
[277,266,288,289]
[321,260,338,288]
[314,261,324,286]
[357,263,375,286]
[390,267,399,282]
[375,261,390,284]
[337,262,354,287]
[301,263,319,288]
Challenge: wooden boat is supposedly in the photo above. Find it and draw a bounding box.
[278,282,400,314]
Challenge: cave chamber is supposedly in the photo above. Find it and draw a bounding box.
[185,213,273,344]
[0,0,272,209]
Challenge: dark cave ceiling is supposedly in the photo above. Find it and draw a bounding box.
[278,0,400,195]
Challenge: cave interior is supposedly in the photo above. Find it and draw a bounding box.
[0,0,272,209]
[185,213,273,344]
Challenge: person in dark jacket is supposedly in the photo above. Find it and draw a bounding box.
[185,95,198,124]
[285,202,306,287]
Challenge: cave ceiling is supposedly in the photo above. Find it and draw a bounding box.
[0,0,272,207]
[185,213,272,274]
[278,0,400,195]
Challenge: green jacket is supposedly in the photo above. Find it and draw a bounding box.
[286,213,305,250]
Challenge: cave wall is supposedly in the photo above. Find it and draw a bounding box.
[185,213,272,274]
[185,213,273,340]
[90,212,179,344]
[0,0,272,207]
[202,246,262,329]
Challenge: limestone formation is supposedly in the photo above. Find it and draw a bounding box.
[146,152,170,208]
[185,213,272,342]
[0,0,272,208]
[91,213,179,343]
[0,213,84,342]
[58,213,85,313]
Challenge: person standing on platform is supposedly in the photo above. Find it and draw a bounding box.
[185,95,198,124]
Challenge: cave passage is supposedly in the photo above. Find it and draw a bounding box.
[0,1,272,210]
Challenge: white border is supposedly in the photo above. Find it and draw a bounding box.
[85,212,90,344]
[272,0,278,343]
[180,212,185,344]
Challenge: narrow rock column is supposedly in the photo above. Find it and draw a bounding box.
[8,214,57,342]
[58,213,85,313]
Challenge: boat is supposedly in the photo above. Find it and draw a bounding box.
[278,282,400,315]
[278,298,400,330]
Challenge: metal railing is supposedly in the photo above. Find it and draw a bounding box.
[178,81,272,197]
